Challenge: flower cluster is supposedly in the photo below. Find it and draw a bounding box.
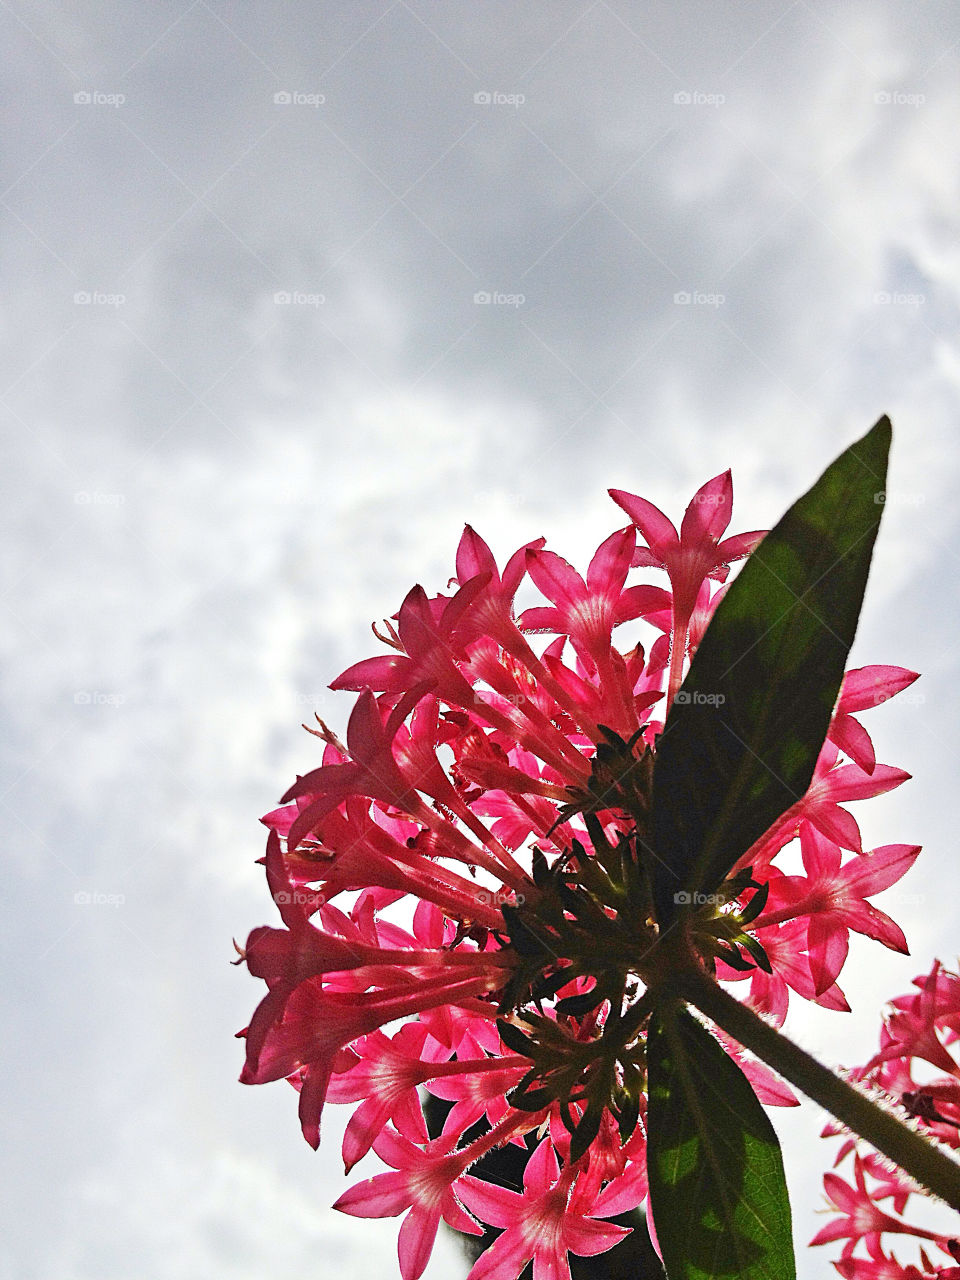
[237,472,920,1280]
[815,961,960,1279]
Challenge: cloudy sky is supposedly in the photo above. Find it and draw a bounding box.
[4,2,960,1277]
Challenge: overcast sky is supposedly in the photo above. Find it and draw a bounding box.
[4,3,960,1277]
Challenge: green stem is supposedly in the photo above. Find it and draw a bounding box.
[673,964,960,1214]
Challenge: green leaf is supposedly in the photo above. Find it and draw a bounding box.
[646,1004,795,1280]
[650,416,891,924]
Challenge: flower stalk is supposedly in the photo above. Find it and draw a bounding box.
[674,962,960,1214]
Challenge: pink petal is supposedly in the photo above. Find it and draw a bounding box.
[586,526,635,596]
[826,764,911,804]
[466,1230,529,1280]
[839,665,920,714]
[800,822,843,879]
[608,489,679,559]
[533,1247,570,1280]
[456,525,499,588]
[398,1204,442,1280]
[517,606,566,633]
[829,712,876,774]
[334,1170,411,1218]
[457,1174,521,1229]
[593,1162,648,1215]
[564,1216,632,1257]
[614,583,672,625]
[679,470,733,544]
[808,916,850,994]
[716,529,767,562]
[630,546,665,570]
[524,1137,560,1195]
[843,901,909,953]
[525,548,586,612]
[393,1088,430,1145]
[343,1096,390,1172]
[842,843,921,898]
[810,803,862,853]
[331,653,412,693]
[373,1124,419,1170]
[502,536,546,598]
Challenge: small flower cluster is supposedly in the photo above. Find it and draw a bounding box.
[238,472,920,1280]
[815,961,960,1279]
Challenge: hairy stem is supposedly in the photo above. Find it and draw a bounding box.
[674,964,960,1213]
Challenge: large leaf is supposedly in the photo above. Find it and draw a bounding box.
[646,1004,795,1280]
[650,416,890,924]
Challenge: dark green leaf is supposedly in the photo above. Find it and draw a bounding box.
[646,1004,795,1280]
[568,1097,605,1163]
[651,417,891,924]
[496,1017,538,1058]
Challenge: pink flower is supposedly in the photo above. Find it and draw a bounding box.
[610,471,765,708]
[457,1137,631,1280]
[755,821,919,994]
[334,1126,483,1280]
[238,478,919,1278]
[816,963,960,1278]
[829,666,920,775]
[811,1155,950,1255]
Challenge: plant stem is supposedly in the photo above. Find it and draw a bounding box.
[673,964,960,1214]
